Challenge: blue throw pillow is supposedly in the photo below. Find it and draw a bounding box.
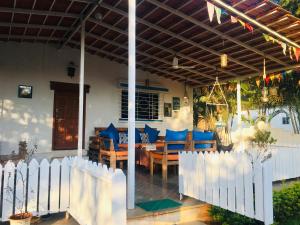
[193,130,214,149]
[100,123,119,150]
[165,129,188,150]
[124,128,142,143]
[144,124,160,143]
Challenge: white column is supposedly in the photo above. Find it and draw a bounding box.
[78,22,85,157]
[127,0,136,209]
[237,80,242,127]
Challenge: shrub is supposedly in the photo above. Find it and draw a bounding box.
[209,181,300,225]
[273,182,300,224]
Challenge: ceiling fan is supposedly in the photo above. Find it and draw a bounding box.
[170,55,195,69]
[144,55,195,70]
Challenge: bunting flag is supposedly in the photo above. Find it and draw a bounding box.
[238,19,245,28]
[289,46,294,60]
[215,6,222,24]
[294,47,300,62]
[231,16,238,23]
[207,2,215,22]
[256,78,261,87]
[245,23,254,33]
[205,2,297,62]
[281,42,287,55]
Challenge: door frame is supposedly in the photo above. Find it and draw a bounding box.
[50,81,90,150]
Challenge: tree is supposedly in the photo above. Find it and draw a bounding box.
[273,0,300,17]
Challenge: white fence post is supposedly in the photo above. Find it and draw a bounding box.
[263,160,274,225]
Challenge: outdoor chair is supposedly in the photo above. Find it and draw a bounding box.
[98,136,128,170]
[150,129,188,182]
[191,130,217,152]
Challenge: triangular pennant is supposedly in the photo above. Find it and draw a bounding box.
[238,19,245,28]
[221,9,227,15]
[245,23,254,33]
[289,46,294,60]
[281,42,287,55]
[215,6,222,24]
[265,76,271,85]
[295,48,300,62]
[263,33,270,42]
[207,2,215,22]
[231,16,238,23]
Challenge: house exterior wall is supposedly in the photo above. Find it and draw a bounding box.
[0,42,193,155]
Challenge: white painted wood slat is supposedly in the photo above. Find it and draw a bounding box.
[27,159,39,215]
[2,161,15,221]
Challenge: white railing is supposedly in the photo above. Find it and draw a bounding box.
[0,157,127,225]
[0,158,71,221]
[179,151,273,225]
[69,157,126,225]
[271,145,300,181]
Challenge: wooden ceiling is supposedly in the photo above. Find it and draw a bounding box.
[0,0,299,86]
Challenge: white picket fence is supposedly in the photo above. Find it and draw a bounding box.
[0,157,127,225]
[69,157,126,225]
[271,145,300,181]
[179,151,273,225]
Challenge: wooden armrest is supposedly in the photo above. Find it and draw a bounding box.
[164,141,187,145]
[193,140,216,144]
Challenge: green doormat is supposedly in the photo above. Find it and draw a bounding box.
[136,198,182,212]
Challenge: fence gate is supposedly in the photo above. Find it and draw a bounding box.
[179,151,273,225]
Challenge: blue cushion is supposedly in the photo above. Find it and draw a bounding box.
[100,123,119,150]
[165,129,188,150]
[124,128,142,143]
[144,124,160,143]
[193,130,214,149]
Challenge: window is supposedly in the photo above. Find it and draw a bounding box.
[121,90,160,121]
[282,117,290,125]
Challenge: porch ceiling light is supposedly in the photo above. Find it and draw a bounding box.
[220,54,228,68]
[67,62,76,79]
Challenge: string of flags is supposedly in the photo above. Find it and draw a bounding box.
[255,70,295,87]
[206,1,300,61]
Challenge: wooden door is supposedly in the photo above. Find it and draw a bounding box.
[51,81,90,150]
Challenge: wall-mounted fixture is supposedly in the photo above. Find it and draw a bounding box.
[67,62,76,79]
[183,79,189,105]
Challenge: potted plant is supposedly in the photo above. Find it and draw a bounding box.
[5,141,37,225]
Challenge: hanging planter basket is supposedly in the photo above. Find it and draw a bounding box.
[269,87,278,96]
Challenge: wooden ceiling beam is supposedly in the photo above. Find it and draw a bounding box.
[60,0,102,48]
[146,0,288,66]
[101,2,259,74]
[68,40,204,85]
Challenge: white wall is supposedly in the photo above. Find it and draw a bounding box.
[0,42,193,155]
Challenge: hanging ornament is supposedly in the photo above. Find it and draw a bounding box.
[220,54,228,68]
[256,78,261,87]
